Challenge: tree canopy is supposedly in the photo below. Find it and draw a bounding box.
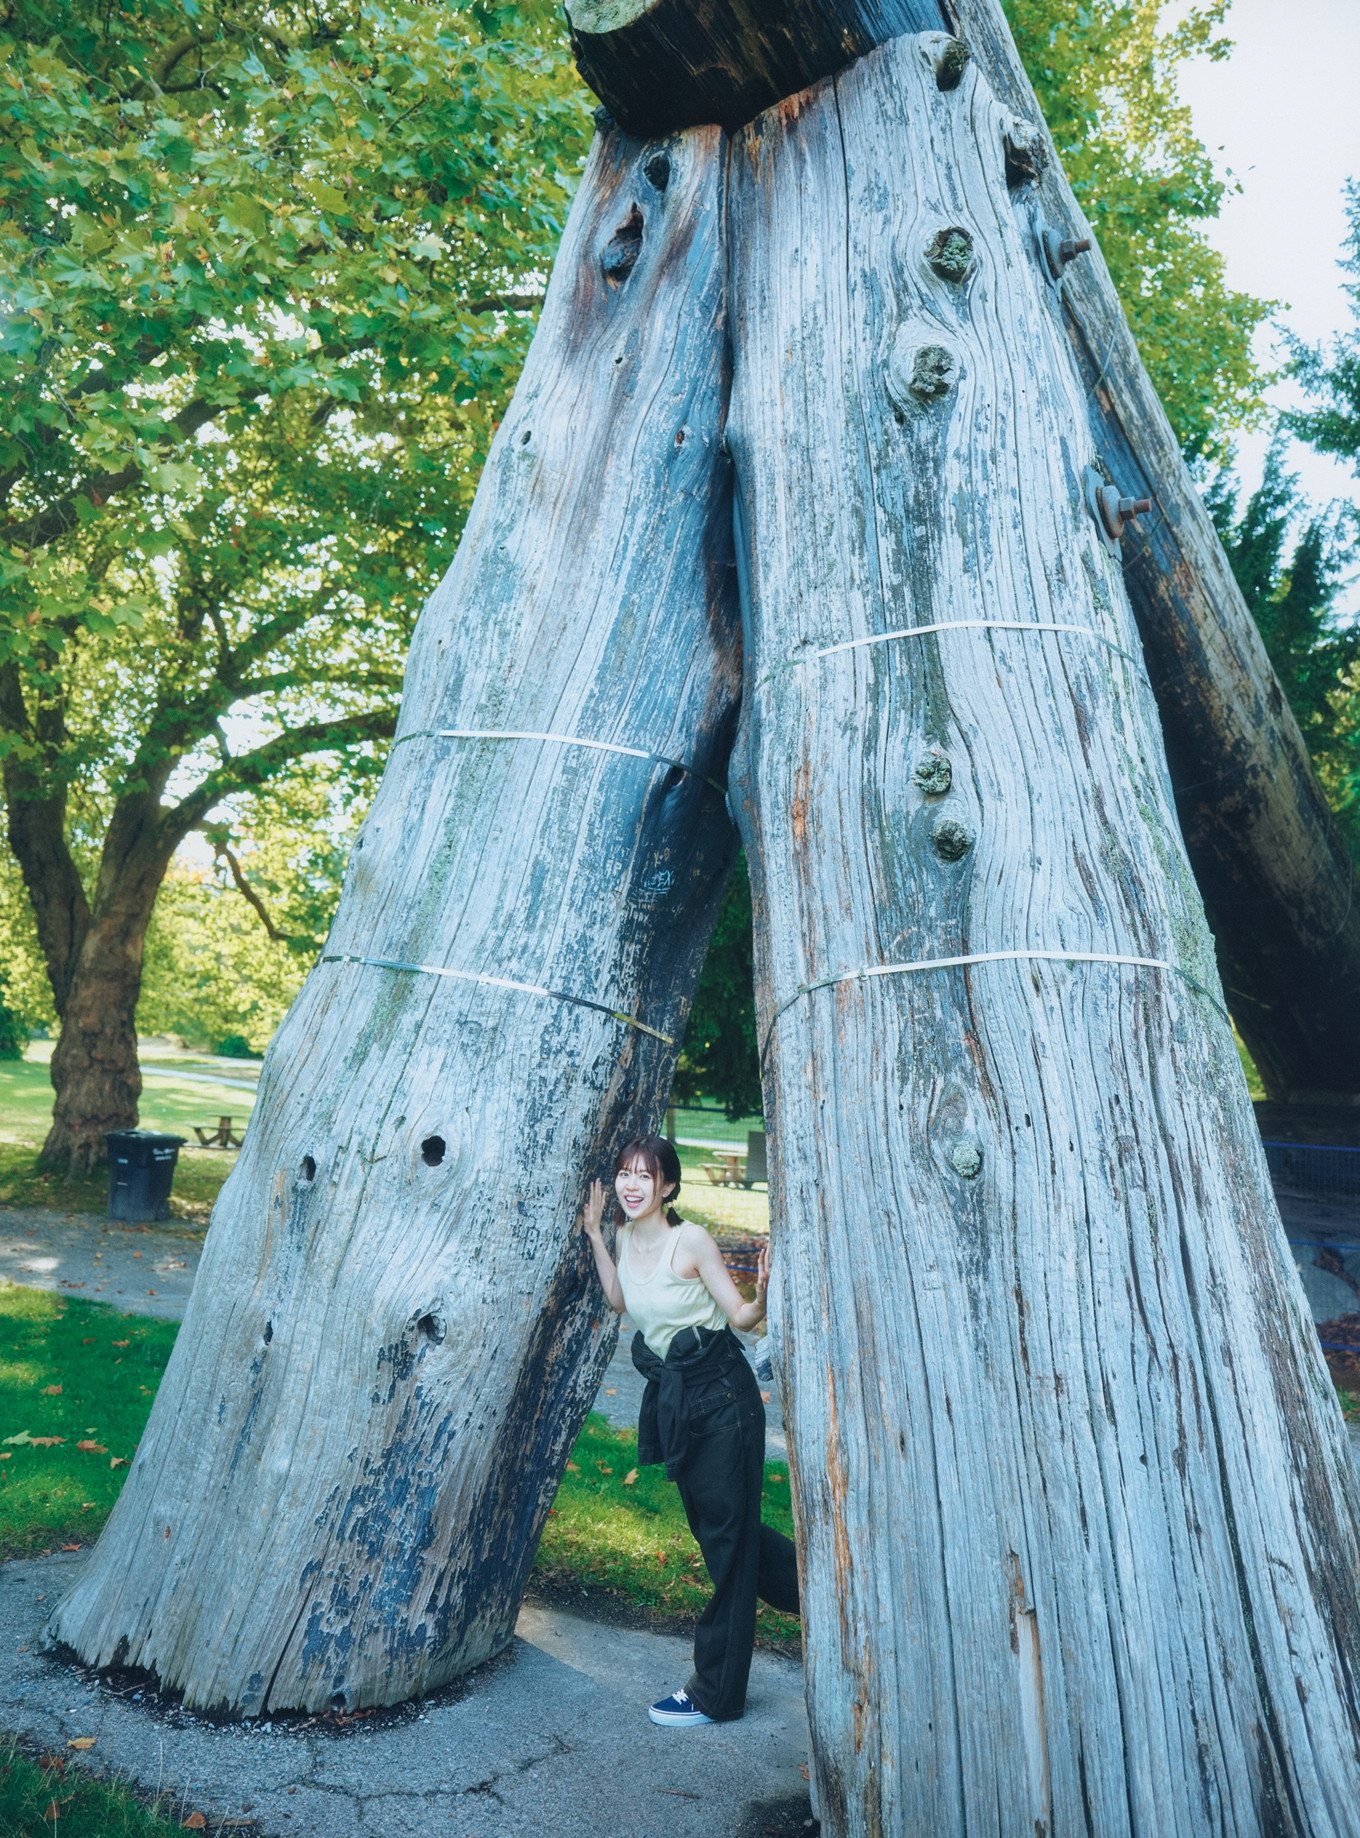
[0,0,1282,1141]
[0,0,590,1166]
[1287,180,1360,478]
[1005,0,1270,462]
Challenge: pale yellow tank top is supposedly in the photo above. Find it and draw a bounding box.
[619,1223,727,1360]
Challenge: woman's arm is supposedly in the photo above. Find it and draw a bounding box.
[686,1227,770,1333]
[578,1178,626,1314]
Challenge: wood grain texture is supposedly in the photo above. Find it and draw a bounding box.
[728,37,1360,1836]
[51,124,740,1716]
[567,0,946,136]
[949,0,1360,1101]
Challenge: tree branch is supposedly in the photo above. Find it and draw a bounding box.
[0,392,263,550]
[210,838,303,944]
[162,705,396,841]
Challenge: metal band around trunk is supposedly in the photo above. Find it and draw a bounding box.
[393,728,727,797]
[756,620,1150,690]
[321,952,675,1045]
[762,948,1227,1060]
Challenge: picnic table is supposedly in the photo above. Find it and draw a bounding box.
[193,1114,243,1149]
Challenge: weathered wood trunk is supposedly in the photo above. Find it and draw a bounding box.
[727,37,1360,1835]
[569,0,1360,1101]
[947,0,1360,1104]
[52,121,740,1714]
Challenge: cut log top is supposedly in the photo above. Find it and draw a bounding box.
[567,0,949,136]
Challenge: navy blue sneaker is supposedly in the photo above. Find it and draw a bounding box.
[648,1688,712,1726]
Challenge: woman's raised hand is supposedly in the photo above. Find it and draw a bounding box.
[579,1177,608,1241]
[756,1240,771,1295]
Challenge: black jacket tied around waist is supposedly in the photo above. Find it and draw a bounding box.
[630,1323,750,1480]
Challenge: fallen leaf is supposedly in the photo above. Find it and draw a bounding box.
[623,1468,638,1486]
[29,1436,65,1447]
[81,1502,95,1509]
[67,1737,96,1750]
[799,1764,810,1780]
[132,1251,141,1257]
[596,1462,612,1473]
[111,1340,129,1348]
[76,1441,107,1453]
[110,1456,128,1468]
[4,1430,32,1445]
[147,1289,157,1296]
[603,1388,618,1396]
[36,1755,64,1772]
[41,1384,62,1394]
[43,1800,62,1820]
[0,1452,10,1460]
[769,1472,786,1483]
[565,1461,579,1472]
[81,1337,94,1345]
[61,1543,81,1551]
[183,1814,207,1830]
[760,1390,772,1403]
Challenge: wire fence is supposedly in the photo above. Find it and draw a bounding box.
[1264,1140,1360,1205]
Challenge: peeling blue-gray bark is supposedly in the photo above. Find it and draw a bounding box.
[51,122,739,1716]
[727,36,1360,1836]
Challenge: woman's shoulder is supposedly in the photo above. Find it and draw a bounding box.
[673,1219,715,1250]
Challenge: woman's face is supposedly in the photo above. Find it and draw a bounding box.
[615,1158,673,1220]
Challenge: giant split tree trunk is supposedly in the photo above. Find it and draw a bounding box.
[570,0,1360,1100]
[947,0,1360,1103]
[53,121,740,1713]
[727,36,1360,1837]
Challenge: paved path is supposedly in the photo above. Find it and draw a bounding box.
[0,1553,810,1837]
[0,1207,789,1454]
[0,1207,199,1320]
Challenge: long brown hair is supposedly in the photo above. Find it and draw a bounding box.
[614,1134,683,1226]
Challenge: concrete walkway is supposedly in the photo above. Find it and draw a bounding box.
[0,1553,810,1837]
[0,1206,199,1319]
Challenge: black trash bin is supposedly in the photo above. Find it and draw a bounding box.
[106,1130,187,1223]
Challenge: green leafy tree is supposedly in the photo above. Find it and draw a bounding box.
[1005,0,1271,460]
[137,764,363,1051]
[0,0,589,1170]
[1287,179,1360,475]
[673,854,761,1121]
[1207,449,1360,848]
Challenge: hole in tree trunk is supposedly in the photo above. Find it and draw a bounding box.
[600,204,644,283]
[420,1136,446,1166]
[643,151,671,191]
[263,1321,273,1345]
[415,1313,446,1345]
[301,1155,316,1182]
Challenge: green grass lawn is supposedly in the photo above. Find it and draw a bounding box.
[0,1737,191,1838]
[0,1054,249,1224]
[0,1279,798,1616]
[0,1283,177,1559]
[0,1278,797,1827]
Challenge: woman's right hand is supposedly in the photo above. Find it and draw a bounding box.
[579,1178,607,1241]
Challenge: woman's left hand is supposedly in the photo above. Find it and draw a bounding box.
[756,1240,771,1297]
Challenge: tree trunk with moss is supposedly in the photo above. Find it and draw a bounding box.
[52,120,740,1714]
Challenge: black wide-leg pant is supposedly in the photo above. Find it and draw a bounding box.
[674,1348,800,1721]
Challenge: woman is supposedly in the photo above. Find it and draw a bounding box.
[580,1134,799,1727]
